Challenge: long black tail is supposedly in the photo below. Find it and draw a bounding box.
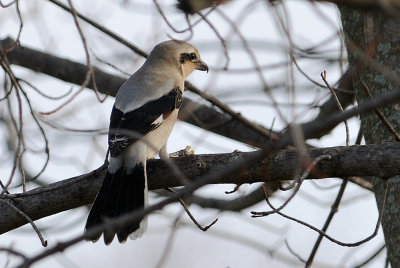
[85,163,146,244]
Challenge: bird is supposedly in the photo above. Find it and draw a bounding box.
[84,40,208,244]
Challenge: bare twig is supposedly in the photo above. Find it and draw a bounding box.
[0,199,47,247]
[14,0,23,44]
[47,0,148,58]
[18,87,50,181]
[285,239,306,263]
[17,78,73,100]
[361,81,400,141]
[216,8,288,125]
[306,127,363,266]
[153,0,192,34]
[40,0,106,115]
[253,179,388,247]
[224,184,241,194]
[305,178,349,267]
[166,188,218,231]
[0,247,27,261]
[195,11,230,69]
[0,0,17,8]
[0,59,24,194]
[321,70,350,146]
[353,244,386,268]
[155,214,181,268]
[251,154,332,217]
[186,82,279,143]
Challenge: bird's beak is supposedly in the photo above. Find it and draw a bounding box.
[195,60,209,73]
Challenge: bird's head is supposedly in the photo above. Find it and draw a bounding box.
[148,40,208,78]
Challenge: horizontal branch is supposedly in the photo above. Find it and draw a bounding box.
[177,0,398,14]
[1,142,400,234]
[313,0,399,10]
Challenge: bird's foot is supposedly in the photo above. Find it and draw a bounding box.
[170,145,194,157]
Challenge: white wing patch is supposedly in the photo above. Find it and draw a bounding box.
[110,136,129,143]
[151,115,164,126]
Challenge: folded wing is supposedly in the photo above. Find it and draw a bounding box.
[108,87,182,157]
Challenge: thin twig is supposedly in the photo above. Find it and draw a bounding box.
[47,0,148,58]
[321,70,350,146]
[352,244,386,268]
[225,184,241,194]
[90,48,130,77]
[166,188,218,231]
[0,247,27,260]
[216,8,288,126]
[0,199,47,246]
[361,81,400,141]
[153,0,191,34]
[196,11,229,69]
[0,0,17,7]
[186,82,279,142]
[305,178,349,267]
[285,239,306,263]
[14,0,23,45]
[0,59,24,194]
[17,78,73,100]
[253,179,389,247]
[40,0,106,115]
[252,154,332,217]
[155,214,181,268]
[305,85,364,267]
[18,87,50,181]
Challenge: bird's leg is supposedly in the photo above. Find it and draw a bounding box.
[159,144,170,160]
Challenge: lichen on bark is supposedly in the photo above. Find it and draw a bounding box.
[340,6,400,265]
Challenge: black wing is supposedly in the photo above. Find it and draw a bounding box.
[109,87,182,157]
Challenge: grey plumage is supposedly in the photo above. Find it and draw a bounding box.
[85,40,208,244]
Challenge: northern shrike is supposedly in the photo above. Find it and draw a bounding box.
[85,40,208,244]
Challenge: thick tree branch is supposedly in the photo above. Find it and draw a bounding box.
[1,142,400,235]
[312,0,400,10]
[176,0,399,14]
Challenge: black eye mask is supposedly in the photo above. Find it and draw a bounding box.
[179,52,197,63]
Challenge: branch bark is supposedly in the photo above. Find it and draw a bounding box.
[176,0,400,14]
[1,142,400,235]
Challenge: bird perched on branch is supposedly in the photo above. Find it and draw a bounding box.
[85,40,208,244]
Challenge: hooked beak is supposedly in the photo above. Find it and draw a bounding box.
[195,60,209,73]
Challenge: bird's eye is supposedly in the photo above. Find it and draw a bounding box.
[190,53,197,60]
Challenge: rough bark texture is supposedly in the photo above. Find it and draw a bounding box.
[340,7,400,265]
[1,142,400,235]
